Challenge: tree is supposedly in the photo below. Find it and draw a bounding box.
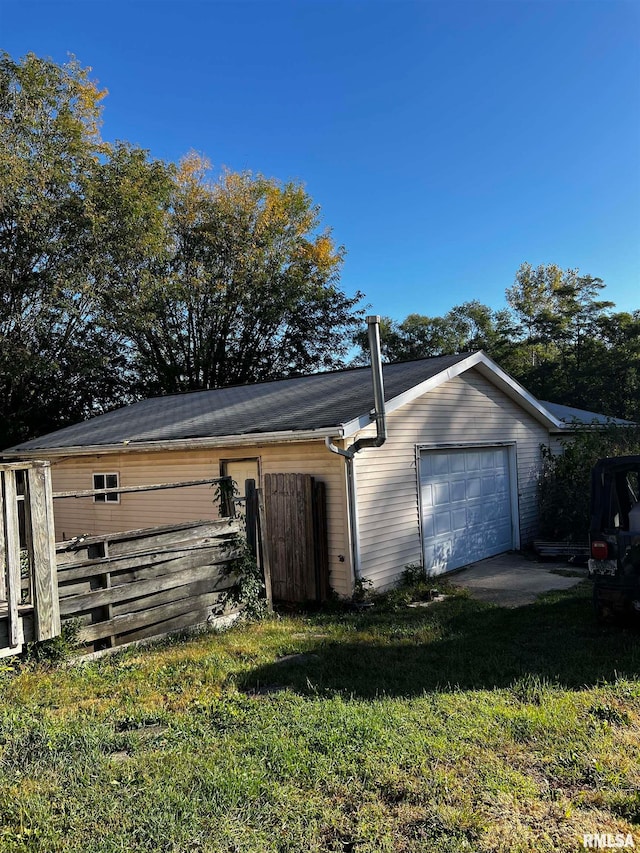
[0,52,171,447]
[2,53,360,446]
[591,310,640,423]
[352,261,638,424]
[353,301,512,364]
[504,263,615,403]
[104,153,362,393]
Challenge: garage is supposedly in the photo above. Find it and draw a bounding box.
[419,445,515,575]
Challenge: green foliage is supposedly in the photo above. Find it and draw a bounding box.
[351,575,374,603]
[0,53,362,449]
[353,300,514,365]
[211,475,237,518]
[402,562,426,585]
[0,51,172,448]
[228,544,269,620]
[104,153,362,396]
[22,618,81,665]
[538,424,640,541]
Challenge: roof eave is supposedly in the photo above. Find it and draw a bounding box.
[2,427,345,460]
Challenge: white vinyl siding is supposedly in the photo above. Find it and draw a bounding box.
[353,368,549,589]
[49,441,353,597]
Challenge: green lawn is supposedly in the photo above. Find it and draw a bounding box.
[0,580,639,852]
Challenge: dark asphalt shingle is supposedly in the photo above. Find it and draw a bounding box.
[540,401,635,427]
[6,353,470,452]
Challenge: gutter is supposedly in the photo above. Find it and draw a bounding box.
[1,427,342,461]
[325,315,387,583]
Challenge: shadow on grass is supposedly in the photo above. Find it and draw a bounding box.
[240,583,640,698]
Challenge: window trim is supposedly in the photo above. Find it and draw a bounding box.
[93,472,120,504]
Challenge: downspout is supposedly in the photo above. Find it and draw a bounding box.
[325,315,387,582]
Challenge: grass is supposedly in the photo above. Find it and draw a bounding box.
[0,580,639,852]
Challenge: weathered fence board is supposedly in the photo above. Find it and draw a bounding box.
[27,465,61,641]
[58,559,239,615]
[110,576,225,617]
[57,542,237,583]
[56,519,243,653]
[56,520,237,563]
[3,470,22,648]
[116,604,241,647]
[0,606,33,658]
[1,462,61,654]
[77,590,231,644]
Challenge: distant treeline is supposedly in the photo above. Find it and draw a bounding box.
[353,263,639,424]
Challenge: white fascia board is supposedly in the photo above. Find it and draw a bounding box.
[1,427,343,460]
[340,351,563,437]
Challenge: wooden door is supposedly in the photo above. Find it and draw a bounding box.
[263,473,329,603]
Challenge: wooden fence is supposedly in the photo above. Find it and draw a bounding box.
[3,465,331,658]
[262,473,329,603]
[55,519,243,653]
[0,461,60,657]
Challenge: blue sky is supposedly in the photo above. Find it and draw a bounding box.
[2,0,639,320]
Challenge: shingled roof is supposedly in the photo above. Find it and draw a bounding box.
[5,353,474,453]
[540,401,636,427]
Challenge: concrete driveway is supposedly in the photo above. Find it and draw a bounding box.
[449,552,588,607]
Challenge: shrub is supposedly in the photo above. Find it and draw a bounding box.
[538,423,640,541]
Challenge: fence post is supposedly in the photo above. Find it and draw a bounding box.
[3,470,22,648]
[28,463,61,641]
[0,473,5,603]
[256,487,273,612]
[245,479,257,557]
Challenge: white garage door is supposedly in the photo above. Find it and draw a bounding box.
[420,446,514,575]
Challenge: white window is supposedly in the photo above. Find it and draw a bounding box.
[93,472,120,503]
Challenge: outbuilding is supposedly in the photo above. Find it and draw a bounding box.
[5,350,569,597]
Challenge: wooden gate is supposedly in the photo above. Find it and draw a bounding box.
[263,473,329,603]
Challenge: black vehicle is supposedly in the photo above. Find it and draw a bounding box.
[589,456,640,619]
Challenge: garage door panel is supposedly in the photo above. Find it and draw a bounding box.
[466,477,482,499]
[467,504,482,526]
[422,514,435,538]
[496,473,508,493]
[481,450,496,469]
[421,446,514,574]
[433,454,451,475]
[421,483,433,508]
[424,539,454,571]
[435,511,452,535]
[452,508,467,531]
[450,480,466,502]
[465,451,480,469]
[450,454,466,473]
[433,482,451,505]
[484,499,501,522]
[481,475,496,496]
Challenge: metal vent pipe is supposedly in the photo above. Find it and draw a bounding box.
[348,314,387,454]
[324,315,388,583]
